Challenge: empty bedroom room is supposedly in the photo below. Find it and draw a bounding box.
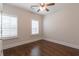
[0,3,79,56]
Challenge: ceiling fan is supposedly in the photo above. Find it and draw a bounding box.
[31,3,55,12]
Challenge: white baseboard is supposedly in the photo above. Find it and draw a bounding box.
[3,39,41,49]
[44,38,79,49]
[3,37,79,50]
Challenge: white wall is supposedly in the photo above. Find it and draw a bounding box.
[43,3,79,49]
[3,4,43,49]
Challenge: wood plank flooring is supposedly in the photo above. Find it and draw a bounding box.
[3,40,79,56]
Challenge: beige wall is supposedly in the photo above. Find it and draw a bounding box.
[3,4,43,49]
[0,40,3,55]
[43,3,79,49]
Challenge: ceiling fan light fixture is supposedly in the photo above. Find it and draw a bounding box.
[39,4,47,11]
[39,6,45,11]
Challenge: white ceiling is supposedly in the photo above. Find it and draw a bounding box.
[5,3,65,16]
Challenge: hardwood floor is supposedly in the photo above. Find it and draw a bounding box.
[3,40,79,56]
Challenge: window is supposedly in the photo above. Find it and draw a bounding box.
[0,13,17,39]
[32,20,39,35]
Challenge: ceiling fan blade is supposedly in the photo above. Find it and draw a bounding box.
[47,3,55,6]
[45,8,49,12]
[37,9,40,12]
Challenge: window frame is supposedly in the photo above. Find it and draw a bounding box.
[0,13,18,39]
[31,19,39,35]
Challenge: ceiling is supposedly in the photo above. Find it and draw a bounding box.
[5,3,63,16]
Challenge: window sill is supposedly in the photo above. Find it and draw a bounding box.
[31,33,39,36]
[0,36,18,40]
